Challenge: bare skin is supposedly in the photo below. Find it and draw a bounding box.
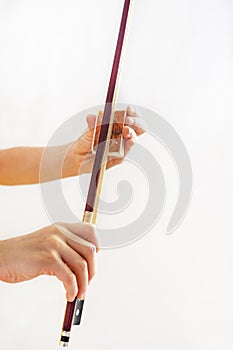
[0,106,145,300]
[0,107,145,185]
[0,223,98,302]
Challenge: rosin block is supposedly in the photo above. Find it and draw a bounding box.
[91,109,126,158]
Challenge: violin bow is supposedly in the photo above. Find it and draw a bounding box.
[59,0,134,347]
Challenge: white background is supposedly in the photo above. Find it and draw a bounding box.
[0,0,233,349]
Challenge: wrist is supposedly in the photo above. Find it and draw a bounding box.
[40,144,81,182]
[62,143,82,178]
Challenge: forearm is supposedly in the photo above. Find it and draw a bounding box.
[0,223,98,301]
[0,146,78,185]
[0,147,44,185]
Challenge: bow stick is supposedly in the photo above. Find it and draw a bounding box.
[59,0,134,347]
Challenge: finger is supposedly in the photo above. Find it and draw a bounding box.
[125,116,146,136]
[106,157,123,169]
[59,245,89,300]
[86,114,97,130]
[105,127,137,168]
[124,137,137,156]
[122,126,138,140]
[106,131,137,169]
[126,105,138,117]
[56,223,99,251]
[64,239,97,283]
[56,226,97,282]
[74,257,89,300]
[122,126,138,155]
[86,112,103,130]
[52,256,78,302]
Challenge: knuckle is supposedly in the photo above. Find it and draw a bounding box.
[86,245,96,258]
[64,271,75,285]
[86,223,95,236]
[83,224,98,245]
[78,259,88,272]
[47,249,59,264]
[49,233,63,249]
[42,251,59,275]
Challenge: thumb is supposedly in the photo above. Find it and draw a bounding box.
[86,114,97,130]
